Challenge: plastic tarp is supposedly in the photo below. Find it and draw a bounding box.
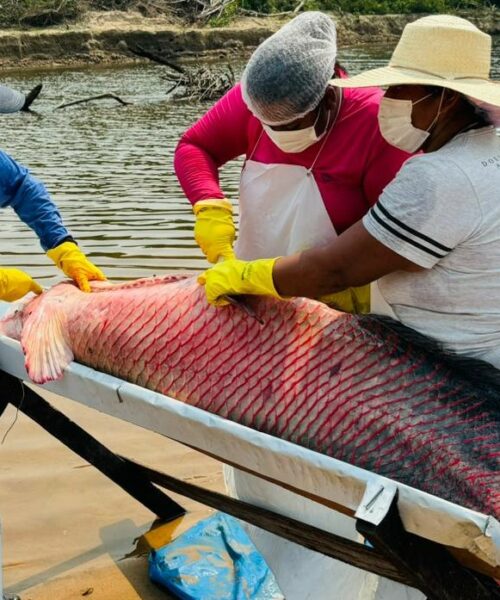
[149,513,284,599]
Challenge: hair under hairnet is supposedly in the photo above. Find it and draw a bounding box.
[241,12,337,126]
[466,96,500,127]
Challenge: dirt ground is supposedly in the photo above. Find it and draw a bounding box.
[0,9,496,71]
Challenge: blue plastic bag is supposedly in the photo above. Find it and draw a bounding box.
[149,512,284,599]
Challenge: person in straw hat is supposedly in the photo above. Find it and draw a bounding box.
[201,14,500,370]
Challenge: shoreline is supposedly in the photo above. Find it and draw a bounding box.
[0,9,498,72]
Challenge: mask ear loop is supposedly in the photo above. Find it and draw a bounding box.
[422,88,445,132]
[307,88,343,175]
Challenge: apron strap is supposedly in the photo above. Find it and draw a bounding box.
[247,128,265,162]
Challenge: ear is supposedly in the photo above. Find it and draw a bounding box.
[441,89,462,115]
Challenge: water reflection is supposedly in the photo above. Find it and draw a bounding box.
[0,39,498,286]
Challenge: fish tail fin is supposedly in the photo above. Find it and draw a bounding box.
[21,298,73,384]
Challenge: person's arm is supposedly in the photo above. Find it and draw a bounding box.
[0,151,71,251]
[0,151,106,292]
[174,83,253,204]
[273,220,418,297]
[199,156,477,306]
[198,221,418,306]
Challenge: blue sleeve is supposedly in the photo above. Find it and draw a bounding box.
[0,150,71,251]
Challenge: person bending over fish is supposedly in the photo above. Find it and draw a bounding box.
[174,12,411,314]
[200,15,500,371]
[0,84,105,301]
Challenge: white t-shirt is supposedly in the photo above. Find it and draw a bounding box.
[363,126,500,368]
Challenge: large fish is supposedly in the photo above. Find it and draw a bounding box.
[1,275,498,517]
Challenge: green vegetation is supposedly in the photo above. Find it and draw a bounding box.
[0,0,80,27]
[0,0,497,29]
[209,0,497,27]
[238,0,497,13]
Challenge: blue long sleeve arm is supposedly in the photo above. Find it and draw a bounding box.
[0,150,72,251]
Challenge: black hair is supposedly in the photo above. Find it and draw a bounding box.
[333,61,348,79]
[424,85,492,128]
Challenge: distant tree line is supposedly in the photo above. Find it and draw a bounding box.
[1,0,497,29]
[239,0,498,12]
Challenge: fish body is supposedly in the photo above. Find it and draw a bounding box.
[1,275,498,517]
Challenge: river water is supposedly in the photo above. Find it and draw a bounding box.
[0,39,498,287]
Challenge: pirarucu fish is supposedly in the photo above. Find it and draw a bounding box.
[1,275,498,517]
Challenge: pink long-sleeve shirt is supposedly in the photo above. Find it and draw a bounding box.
[174,83,411,234]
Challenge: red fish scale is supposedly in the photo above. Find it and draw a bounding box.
[49,276,499,517]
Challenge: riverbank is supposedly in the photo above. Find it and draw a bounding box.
[0,9,498,71]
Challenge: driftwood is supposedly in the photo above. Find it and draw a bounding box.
[20,83,43,112]
[166,0,305,22]
[167,0,237,22]
[55,94,132,110]
[239,0,305,17]
[120,41,185,74]
[122,41,236,102]
[196,0,237,20]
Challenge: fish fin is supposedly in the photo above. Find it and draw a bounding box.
[21,298,73,384]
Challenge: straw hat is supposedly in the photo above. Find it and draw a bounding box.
[330,15,500,107]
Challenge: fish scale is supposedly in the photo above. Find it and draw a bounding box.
[1,274,498,517]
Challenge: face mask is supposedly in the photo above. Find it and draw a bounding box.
[263,107,327,153]
[378,91,444,153]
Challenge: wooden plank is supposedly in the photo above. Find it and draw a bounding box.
[357,494,500,600]
[0,372,186,522]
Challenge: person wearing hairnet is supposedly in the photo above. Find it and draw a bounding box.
[0,84,106,301]
[175,12,410,314]
[176,12,415,600]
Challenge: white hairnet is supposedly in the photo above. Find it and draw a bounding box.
[241,12,337,126]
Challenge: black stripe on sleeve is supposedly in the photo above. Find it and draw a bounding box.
[376,201,452,252]
[370,208,447,259]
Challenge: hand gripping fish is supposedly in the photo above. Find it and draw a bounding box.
[0,275,498,518]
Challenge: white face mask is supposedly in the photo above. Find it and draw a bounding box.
[263,107,327,153]
[378,91,444,153]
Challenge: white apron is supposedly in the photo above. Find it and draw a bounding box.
[235,159,337,260]
[228,131,422,599]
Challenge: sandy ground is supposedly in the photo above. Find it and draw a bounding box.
[0,390,224,599]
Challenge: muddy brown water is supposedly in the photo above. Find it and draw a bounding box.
[0,40,497,286]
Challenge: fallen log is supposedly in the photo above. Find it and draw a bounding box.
[55,94,132,110]
[120,40,235,102]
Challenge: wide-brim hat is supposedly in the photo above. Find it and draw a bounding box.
[0,84,25,113]
[329,15,500,107]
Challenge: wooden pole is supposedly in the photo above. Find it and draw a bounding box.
[357,494,500,600]
[0,372,185,522]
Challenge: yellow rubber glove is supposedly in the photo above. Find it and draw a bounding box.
[193,199,236,264]
[198,258,280,306]
[320,284,371,314]
[0,267,42,301]
[47,241,106,293]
